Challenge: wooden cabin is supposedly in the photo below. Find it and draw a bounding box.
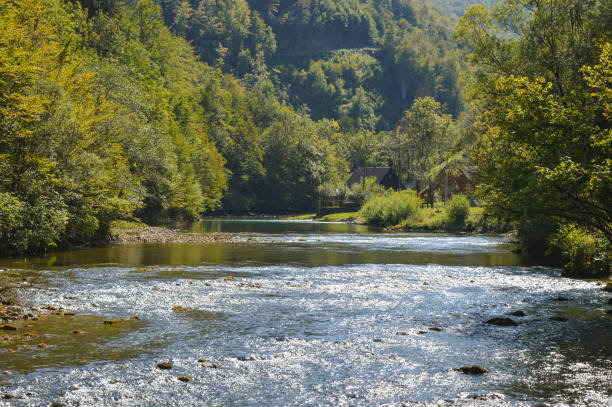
[347,167,399,190]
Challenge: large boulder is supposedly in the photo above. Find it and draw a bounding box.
[486,317,518,326]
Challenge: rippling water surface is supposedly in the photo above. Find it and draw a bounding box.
[1,220,610,406]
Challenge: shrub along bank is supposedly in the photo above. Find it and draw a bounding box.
[359,192,493,232]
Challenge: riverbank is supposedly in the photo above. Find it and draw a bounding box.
[287,207,509,234]
[109,223,244,244]
[286,212,364,223]
[0,271,56,327]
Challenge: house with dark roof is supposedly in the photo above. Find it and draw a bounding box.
[347,167,399,190]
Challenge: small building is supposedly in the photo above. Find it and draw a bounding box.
[437,166,474,199]
[417,163,475,206]
[347,167,399,190]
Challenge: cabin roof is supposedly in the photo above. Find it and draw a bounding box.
[347,167,395,186]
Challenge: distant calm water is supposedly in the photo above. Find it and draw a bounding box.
[1,220,610,406]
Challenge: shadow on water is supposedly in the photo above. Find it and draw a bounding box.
[0,241,524,270]
[0,315,146,374]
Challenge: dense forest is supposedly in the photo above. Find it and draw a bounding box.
[1,0,610,275]
[0,0,470,253]
[457,0,611,275]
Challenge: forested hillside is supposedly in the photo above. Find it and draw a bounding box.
[0,0,351,253]
[159,0,465,128]
[421,0,492,20]
[0,0,486,254]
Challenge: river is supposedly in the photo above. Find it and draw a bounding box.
[0,220,610,406]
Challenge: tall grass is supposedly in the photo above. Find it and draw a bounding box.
[351,177,386,206]
[445,194,470,226]
[361,191,421,227]
[549,224,611,277]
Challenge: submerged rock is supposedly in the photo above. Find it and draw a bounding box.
[373,338,385,343]
[237,282,262,288]
[605,310,612,315]
[395,331,409,336]
[236,356,256,361]
[202,363,220,369]
[156,361,173,370]
[509,310,527,317]
[129,315,140,320]
[553,296,569,302]
[172,306,191,312]
[470,392,504,400]
[550,316,569,322]
[428,327,443,331]
[608,298,612,305]
[486,317,518,326]
[455,365,488,375]
[602,283,612,292]
[0,324,17,331]
[72,330,84,334]
[197,358,208,363]
[103,319,122,324]
[178,376,192,382]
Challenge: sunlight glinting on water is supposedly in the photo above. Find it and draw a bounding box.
[1,224,610,406]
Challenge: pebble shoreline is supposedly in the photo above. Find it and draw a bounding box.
[109,226,245,244]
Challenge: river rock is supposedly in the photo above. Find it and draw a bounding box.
[178,376,192,382]
[470,392,504,400]
[486,317,518,326]
[103,319,122,324]
[550,316,568,322]
[553,296,569,302]
[608,298,612,305]
[202,363,220,369]
[509,310,527,317]
[0,324,17,331]
[172,306,191,312]
[197,358,207,363]
[605,309,612,315]
[156,362,173,370]
[129,315,140,320]
[455,365,488,375]
[602,283,612,292]
[428,327,443,331]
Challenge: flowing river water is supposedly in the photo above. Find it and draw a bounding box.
[0,220,610,406]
